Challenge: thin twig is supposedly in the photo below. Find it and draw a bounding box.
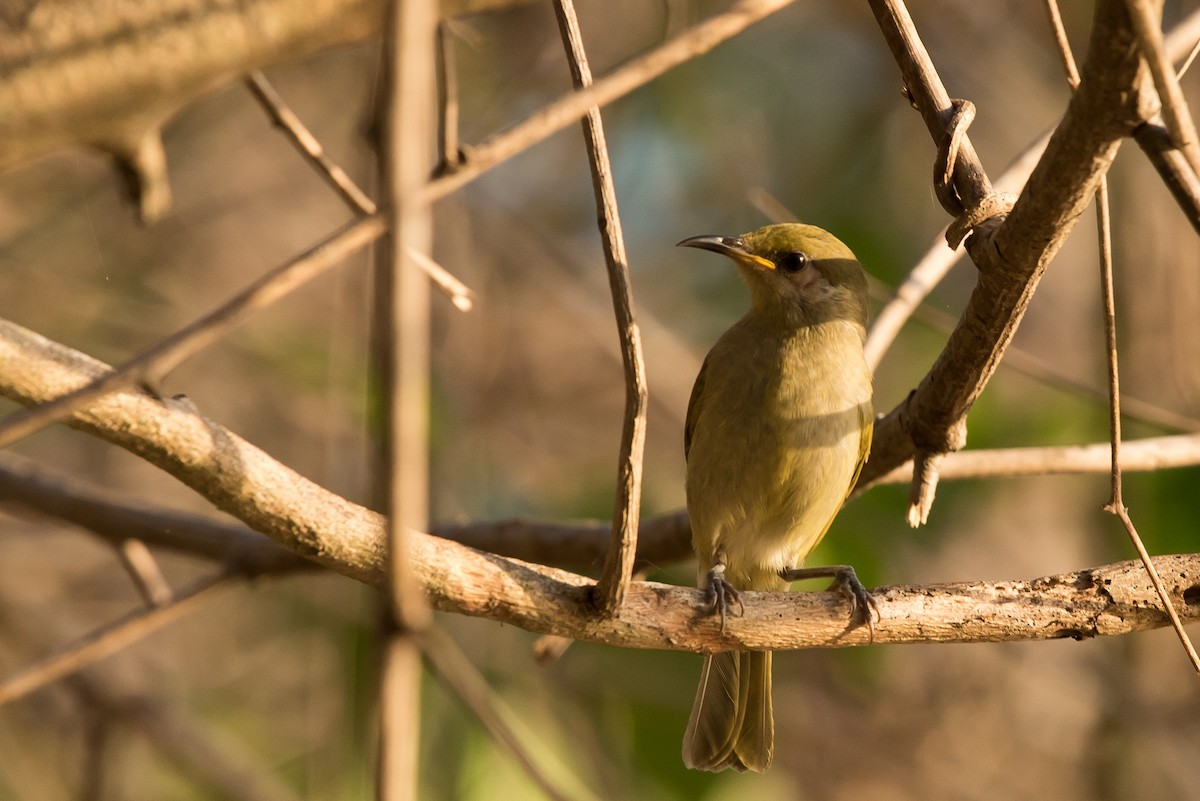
[1046,0,1200,674]
[1044,0,1081,86]
[109,690,305,801]
[79,704,111,801]
[245,71,378,215]
[1123,0,1200,177]
[1179,36,1200,77]
[422,0,796,204]
[0,452,315,574]
[418,628,587,801]
[0,570,239,707]
[1131,7,1200,236]
[406,248,474,311]
[246,70,476,306]
[552,0,648,616]
[377,0,436,797]
[0,214,386,450]
[114,538,174,607]
[867,0,992,210]
[870,433,1200,486]
[436,22,462,172]
[1096,178,1200,673]
[1134,120,1200,235]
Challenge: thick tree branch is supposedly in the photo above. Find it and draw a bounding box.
[1,317,1198,655]
[859,0,1153,496]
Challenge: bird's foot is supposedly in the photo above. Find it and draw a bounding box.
[780,564,878,642]
[702,563,743,633]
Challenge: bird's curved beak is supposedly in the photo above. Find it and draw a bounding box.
[676,235,776,271]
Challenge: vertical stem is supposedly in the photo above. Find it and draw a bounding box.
[1095,181,1123,508]
[436,22,461,171]
[378,0,436,798]
[1045,0,1200,674]
[1096,177,1200,672]
[1124,0,1200,176]
[552,0,649,615]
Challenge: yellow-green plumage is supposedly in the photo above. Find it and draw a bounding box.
[679,224,873,773]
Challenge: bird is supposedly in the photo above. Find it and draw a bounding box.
[677,223,875,773]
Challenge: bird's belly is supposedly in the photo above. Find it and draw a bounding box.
[687,417,863,590]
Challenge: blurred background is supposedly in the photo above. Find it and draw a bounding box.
[2,0,1200,798]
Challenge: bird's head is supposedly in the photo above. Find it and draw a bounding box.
[677,223,869,330]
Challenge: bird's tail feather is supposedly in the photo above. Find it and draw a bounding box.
[682,650,773,772]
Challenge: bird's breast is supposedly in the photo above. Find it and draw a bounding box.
[686,319,871,589]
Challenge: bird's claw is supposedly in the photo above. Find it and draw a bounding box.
[702,565,743,633]
[829,566,879,643]
[781,564,879,642]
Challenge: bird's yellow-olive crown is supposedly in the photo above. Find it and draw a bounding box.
[678,223,869,328]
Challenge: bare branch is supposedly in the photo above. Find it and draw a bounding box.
[1092,169,1200,669]
[114,539,175,607]
[377,0,437,796]
[1124,0,1200,176]
[0,215,387,450]
[0,452,315,574]
[0,0,537,193]
[1135,120,1200,234]
[423,0,797,203]
[245,73,476,308]
[406,248,475,311]
[0,0,377,217]
[418,628,586,801]
[3,317,1200,656]
[0,571,240,707]
[872,433,1200,485]
[1044,0,1200,673]
[436,22,463,171]
[552,0,648,616]
[245,71,379,215]
[859,0,1152,497]
[867,6,1200,368]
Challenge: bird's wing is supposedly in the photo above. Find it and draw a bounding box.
[810,399,874,547]
[684,353,712,461]
[843,400,874,504]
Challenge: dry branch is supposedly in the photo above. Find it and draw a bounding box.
[0,0,533,215]
[1,317,1198,655]
[11,431,1200,581]
[0,571,239,706]
[0,215,387,450]
[0,452,313,574]
[423,0,797,203]
[859,0,1155,495]
[376,0,436,795]
[553,0,648,615]
[866,6,1200,371]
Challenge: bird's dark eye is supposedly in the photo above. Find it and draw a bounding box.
[778,252,809,273]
